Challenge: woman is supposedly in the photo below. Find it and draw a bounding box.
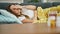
[7,4,36,23]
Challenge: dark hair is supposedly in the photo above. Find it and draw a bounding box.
[6,4,19,13]
[6,4,29,19]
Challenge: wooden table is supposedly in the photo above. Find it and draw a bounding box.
[0,23,60,34]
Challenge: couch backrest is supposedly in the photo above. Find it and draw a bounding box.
[0,3,19,10]
[52,2,60,6]
[20,3,53,9]
[40,3,53,9]
[20,2,60,9]
[0,2,60,9]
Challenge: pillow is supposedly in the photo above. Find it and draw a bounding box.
[0,9,22,24]
[0,15,17,24]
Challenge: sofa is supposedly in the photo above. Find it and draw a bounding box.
[0,2,60,24]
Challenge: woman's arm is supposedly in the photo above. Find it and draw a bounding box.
[22,19,34,23]
[21,10,37,23]
[33,10,37,20]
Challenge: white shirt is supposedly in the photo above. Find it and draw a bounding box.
[18,16,26,22]
[22,8,34,19]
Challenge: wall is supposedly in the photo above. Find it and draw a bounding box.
[41,0,48,3]
[0,0,23,4]
[48,0,60,2]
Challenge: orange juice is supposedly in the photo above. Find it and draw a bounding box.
[50,20,56,28]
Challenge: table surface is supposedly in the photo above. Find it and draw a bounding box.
[0,23,60,34]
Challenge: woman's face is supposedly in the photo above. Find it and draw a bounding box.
[10,5,22,16]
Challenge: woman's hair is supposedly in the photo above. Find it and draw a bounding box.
[6,4,19,13]
[6,4,29,19]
